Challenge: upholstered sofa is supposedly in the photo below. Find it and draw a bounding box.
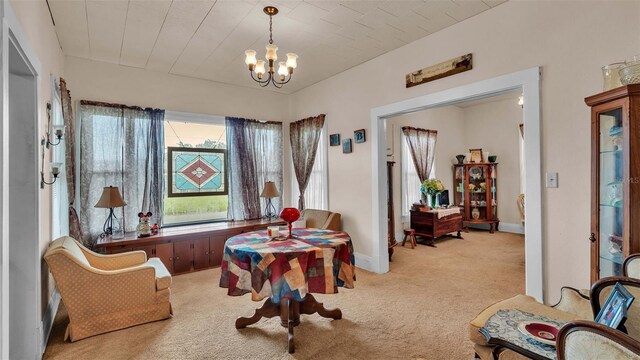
[300,209,341,231]
[470,254,640,359]
[44,236,172,341]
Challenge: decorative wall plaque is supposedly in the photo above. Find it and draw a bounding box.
[405,53,473,88]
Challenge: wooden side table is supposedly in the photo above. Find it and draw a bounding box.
[410,209,463,247]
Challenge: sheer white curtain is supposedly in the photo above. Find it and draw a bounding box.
[51,77,69,238]
[401,133,422,217]
[291,125,328,210]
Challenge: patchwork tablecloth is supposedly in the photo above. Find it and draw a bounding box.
[219,229,356,302]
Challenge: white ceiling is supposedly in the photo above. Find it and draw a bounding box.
[48,0,506,93]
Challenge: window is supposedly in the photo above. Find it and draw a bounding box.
[163,112,228,225]
[51,77,69,238]
[401,133,435,216]
[291,125,328,210]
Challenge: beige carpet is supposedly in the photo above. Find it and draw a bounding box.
[44,230,524,360]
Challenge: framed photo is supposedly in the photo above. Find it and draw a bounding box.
[469,148,483,163]
[595,282,635,330]
[439,190,450,207]
[354,129,366,143]
[342,138,352,154]
[329,133,341,146]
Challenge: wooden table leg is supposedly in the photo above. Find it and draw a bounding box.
[238,295,342,353]
[287,299,295,354]
[299,294,342,320]
[235,299,280,329]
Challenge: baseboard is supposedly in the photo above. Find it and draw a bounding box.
[353,252,375,272]
[41,287,60,355]
[466,222,524,234]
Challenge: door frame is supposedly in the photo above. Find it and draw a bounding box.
[1,3,43,358]
[370,67,544,301]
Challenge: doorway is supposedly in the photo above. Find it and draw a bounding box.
[370,68,543,301]
[7,32,40,359]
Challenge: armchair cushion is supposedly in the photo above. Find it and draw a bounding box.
[300,209,341,231]
[147,257,172,290]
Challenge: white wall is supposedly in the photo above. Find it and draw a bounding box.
[462,97,523,226]
[289,1,640,303]
[10,0,65,331]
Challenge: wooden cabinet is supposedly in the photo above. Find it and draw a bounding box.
[410,210,463,245]
[155,243,174,273]
[586,85,640,283]
[453,163,500,233]
[96,219,285,275]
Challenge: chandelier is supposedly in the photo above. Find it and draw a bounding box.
[244,6,298,89]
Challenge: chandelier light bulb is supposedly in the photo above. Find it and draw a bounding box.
[255,60,266,78]
[286,53,298,70]
[278,61,288,80]
[245,50,257,66]
[265,44,278,61]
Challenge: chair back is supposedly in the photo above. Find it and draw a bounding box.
[591,277,640,341]
[624,254,640,279]
[557,320,640,360]
[300,209,341,230]
[45,236,90,267]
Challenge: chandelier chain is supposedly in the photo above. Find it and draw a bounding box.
[269,15,273,45]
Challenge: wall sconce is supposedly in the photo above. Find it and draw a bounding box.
[518,95,524,108]
[41,162,62,188]
[41,102,65,148]
[40,101,65,189]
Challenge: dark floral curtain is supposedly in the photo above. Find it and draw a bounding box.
[79,101,165,241]
[290,114,325,210]
[226,117,283,220]
[59,78,83,241]
[402,126,437,183]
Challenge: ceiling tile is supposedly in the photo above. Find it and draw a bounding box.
[119,0,172,68]
[145,1,215,73]
[86,1,128,63]
[48,0,91,58]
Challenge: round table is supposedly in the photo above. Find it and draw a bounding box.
[219,228,356,353]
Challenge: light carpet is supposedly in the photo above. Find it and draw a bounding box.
[44,230,524,360]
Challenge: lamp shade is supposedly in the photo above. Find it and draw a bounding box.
[94,186,127,208]
[260,181,280,198]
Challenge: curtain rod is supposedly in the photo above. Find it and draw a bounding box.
[401,126,438,134]
[80,100,163,112]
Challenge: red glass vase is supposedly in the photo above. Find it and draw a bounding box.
[279,207,300,239]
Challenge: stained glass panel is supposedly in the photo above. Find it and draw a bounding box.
[168,147,227,197]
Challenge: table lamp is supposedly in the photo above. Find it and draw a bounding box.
[94,186,127,236]
[260,181,280,219]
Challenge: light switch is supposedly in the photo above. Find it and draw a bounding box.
[546,172,558,188]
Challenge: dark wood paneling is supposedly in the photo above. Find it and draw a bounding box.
[193,237,210,270]
[209,235,226,267]
[172,241,193,274]
[134,245,155,259]
[155,243,174,273]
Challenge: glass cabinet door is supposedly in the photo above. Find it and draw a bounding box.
[598,107,624,278]
[468,165,487,220]
[454,166,465,207]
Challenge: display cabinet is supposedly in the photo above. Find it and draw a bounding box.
[453,163,500,233]
[586,85,640,283]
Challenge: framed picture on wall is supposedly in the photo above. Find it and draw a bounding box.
[354,129,366,143]
[342,138,352,154]
[469,148,483,163]
[330,133,341,146]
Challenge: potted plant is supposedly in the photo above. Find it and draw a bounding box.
[421,179,445,209]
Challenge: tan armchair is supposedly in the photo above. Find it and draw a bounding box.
[300,209,341,231]
[44,236,172,341]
